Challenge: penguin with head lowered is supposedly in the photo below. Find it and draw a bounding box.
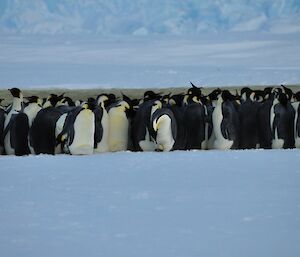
[3,88,25,155]
[131,99,162,151]
[149,107,177,152]
[30,94,71,154]
[56,102,96,155]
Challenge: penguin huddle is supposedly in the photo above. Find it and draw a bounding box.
[0,84,299,156]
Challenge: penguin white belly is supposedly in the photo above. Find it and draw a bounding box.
[24,104,42,154]
[68,110,95,155]
[212,104,233,150]
[108,110,129,152]
[94,109,109,153]
[4,111,16,155]
[156,116,174,152]
[292,102,300,148]
[139,128,157,151]
[4,131,14,155]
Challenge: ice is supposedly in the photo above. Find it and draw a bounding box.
[1,150,300,257]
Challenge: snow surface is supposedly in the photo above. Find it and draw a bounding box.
[1,32,300,88]
[1,150,300,257]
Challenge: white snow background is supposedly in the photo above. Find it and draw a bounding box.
[1,150,300,257]
[1,1,300,257]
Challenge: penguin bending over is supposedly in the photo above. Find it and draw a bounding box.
[149,108,177,152]
[57,103,95,155]
[131,99,162,151]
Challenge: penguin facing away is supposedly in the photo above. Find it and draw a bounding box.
[108,99,132,152]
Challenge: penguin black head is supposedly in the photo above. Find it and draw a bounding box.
[208,88,222,101]
[46,94,59,107]
[9,88,22,98]
[294,91,300,102]
[143,91,161,101]
[281,85,293,101]
[187,82,202,97]
[240,87,252,99]
[221,90,235,102]
[61,96,75,107]
[253,90,264,102]
[169,93,184,106]
[25,95,40,103]
[263,87,273,99]
[278,91,288,106]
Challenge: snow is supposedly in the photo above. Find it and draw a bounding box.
[1,149,300,257]
[0,32,300,88]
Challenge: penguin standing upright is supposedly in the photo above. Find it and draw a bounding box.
[238,88,260,149]
[293,91,300,148]
[212,90,240,150]
[93,94,110,153]
[271,89,295,149]
[3,88,24,155]
[108,97,133,152]
[0,99,6,154]
[183,83,206,150]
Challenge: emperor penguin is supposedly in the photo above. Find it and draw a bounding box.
[30,104,71,155]
[238,88,260,149]
[212,91,240,150]
[8,96,43,156]
[93,94,110,153]
[107,98,132,152]
[183,83,206,150]
[131,99,162,151]
[23,96,43,153]
[271,89,295,149]
[149,108,177,152]
[257,88,274,149]
[56,103,95,155]
[3,88,24,155]
[0,99,6,154]
[293,91,300,148]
